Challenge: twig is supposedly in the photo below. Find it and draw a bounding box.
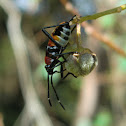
[60,0,126,58]
[76,24,81,48]
[79,4,126,23]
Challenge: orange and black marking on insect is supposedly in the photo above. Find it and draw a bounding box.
[42,16,78,110]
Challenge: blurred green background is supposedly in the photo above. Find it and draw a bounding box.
[0,0,126,126]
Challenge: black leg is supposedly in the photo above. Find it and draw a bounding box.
[63,72,77,79]
[60,55,67,79]
[53,69,66,74]
[60,63,63,78]
[42,28,61,48]
[61,55,67,62]
[51,59,66,79]
[71,25,77,33]
[42,22,69,30]
[48,74,52,106]
[52,62,66,79]
[69,15,76,22]
[51,60,66,69]
[69,15,77,33]
[51,75,65,110]
[54,51,79,57]
[52,62,65,78]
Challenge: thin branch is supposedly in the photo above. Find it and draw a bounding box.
[79,4,126,23]
[60,0,126,58]
[76,24,81,48]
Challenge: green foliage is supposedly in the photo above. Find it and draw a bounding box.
[118,57,126,73]
[94,109,113,126]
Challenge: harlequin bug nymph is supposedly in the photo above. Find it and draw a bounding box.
[42,16,77,110]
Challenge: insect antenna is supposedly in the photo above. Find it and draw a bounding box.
[51,75,65,110]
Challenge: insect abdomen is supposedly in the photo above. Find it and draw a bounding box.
[52,23,71,47]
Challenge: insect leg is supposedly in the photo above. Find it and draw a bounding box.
[54,51,78,57]
[53,60,66,78]
[60,55,67,78]
[63,72,77,79]
[60,55,78,79]
[51,60,66,69]
[71,25,77,33]
[42,28,61,48]
[57,57,66,78]
[42,23,69,30]
[51,75,65,110]
[69,15,77,22]
[50,59,66,78]
[53,69,66,74]
[51,61,66,78]
[60,63,64,78]
[48,74,52,106]
[59,56,78,79]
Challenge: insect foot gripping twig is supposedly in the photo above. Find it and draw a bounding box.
[69,15,81,26]
[65,48,98,77]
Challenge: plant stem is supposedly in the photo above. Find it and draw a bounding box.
[77,4,126,23]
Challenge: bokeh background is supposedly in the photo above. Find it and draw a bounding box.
[0,0,126,126]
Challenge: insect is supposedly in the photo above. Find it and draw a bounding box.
[42,16,77,110]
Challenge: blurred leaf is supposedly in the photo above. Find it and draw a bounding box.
[94,109,112,126]
[118,57,126,73]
